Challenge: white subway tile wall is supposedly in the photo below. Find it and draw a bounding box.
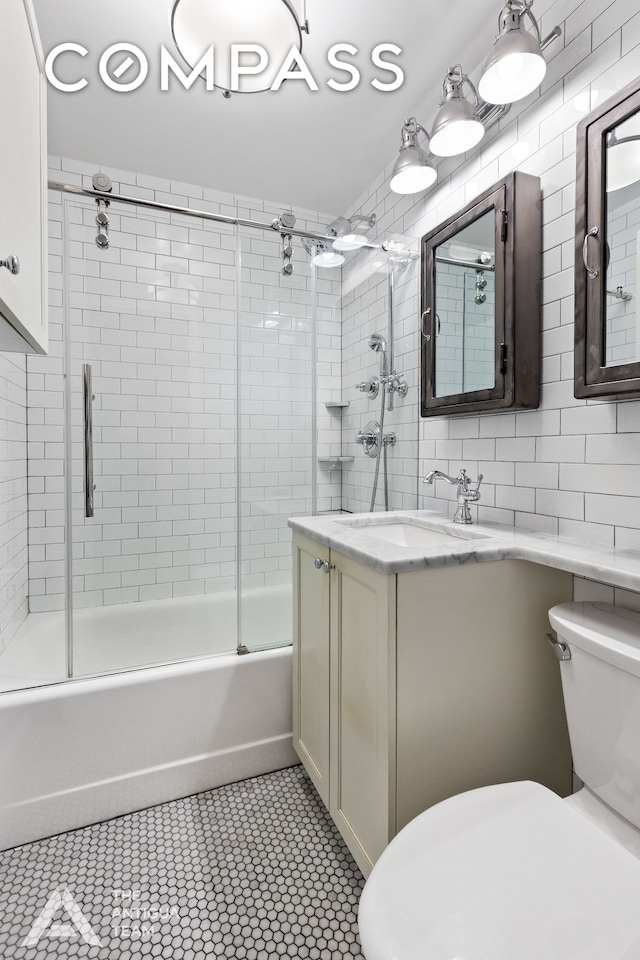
[26,158,341,614]
[341,252,420,514]
[0,353,28,652]
[341,0,640,556]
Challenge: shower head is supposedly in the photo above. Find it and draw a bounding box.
[368,333,387,353]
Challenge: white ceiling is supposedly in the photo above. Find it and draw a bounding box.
[33,0,499,217]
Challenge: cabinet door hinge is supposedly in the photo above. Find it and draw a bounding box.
[500,342,508,375]
[500,210,508,242]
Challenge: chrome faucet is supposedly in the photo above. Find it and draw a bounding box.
[423,468,483,524]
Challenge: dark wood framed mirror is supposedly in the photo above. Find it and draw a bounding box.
[575,76,640,399]
[420,171,541,417]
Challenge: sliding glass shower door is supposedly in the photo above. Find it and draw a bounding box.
[237,226,316,653]
[61,197,316,677]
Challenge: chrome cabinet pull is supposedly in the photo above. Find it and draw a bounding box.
[0,255,20,275]
[83,364,95,518]
[313,557,335,573]
[582,226,599,280]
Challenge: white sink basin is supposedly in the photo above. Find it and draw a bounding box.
[339,517,491,549]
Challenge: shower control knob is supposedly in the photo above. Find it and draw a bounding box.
[355,376,379,399]
[0,255,20,275]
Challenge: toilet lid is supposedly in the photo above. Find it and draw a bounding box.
[358,781,640,960]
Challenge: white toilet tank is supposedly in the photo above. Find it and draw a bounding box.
[549,602,640,832]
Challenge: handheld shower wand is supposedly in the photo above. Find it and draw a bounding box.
[368,333,388,377]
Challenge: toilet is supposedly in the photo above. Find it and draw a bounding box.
[358,602,640,959]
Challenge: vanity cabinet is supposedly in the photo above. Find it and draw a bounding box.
[0,0,48,354]
[293,532,573,877]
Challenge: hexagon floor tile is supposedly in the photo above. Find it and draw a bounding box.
[0,765,365,959]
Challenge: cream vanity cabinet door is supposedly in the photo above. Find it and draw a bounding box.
[292,534,332,806]
[293,534,395,876]
[0,0,48,354]
[328,550,395,875]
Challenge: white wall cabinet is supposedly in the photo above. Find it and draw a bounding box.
[293,531,573,877]
[0,0,48,354]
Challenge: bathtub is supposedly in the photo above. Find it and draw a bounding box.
[0,596,297,850]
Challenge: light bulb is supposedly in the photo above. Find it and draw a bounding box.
[311,250,345,268]
[430,119,485,158]
[478,52,546,105]
[390,163,437,195]
[332,234,368,252]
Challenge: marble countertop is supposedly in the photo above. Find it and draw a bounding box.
[288,510,640,592]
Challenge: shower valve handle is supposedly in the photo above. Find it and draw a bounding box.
[355,377,379,399]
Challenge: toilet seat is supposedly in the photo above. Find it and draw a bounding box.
[358,781,640,960]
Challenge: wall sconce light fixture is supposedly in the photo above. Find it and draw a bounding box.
[429,66,486,158]
[389,0,561,193]
[304,239,345,269]
[390,118,438,195]
[478,0,561,105]
[327,214,378,251]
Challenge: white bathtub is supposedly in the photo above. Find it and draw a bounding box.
[0,585,292,690]
[0,634,297,851]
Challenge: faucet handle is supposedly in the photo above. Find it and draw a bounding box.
[474,473,483,492]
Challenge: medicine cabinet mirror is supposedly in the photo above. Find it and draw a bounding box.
[575,76,640,398]
[421,171,541,417]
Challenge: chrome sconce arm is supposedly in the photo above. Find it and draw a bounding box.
[496,0,561,54]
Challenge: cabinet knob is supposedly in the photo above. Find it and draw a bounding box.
[0,255,20,276]
[314,558,335,573]
[314,557,324,569]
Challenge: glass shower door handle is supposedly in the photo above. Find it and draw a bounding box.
[83,363,95,518]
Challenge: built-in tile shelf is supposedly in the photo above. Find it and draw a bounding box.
[318,456,354,468]
[324,401,350,410]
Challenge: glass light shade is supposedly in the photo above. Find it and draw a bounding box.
[607,139,640,191]
[479,27,546,104]
[171,0,302,93]
[311,246,345,268]
[390,144,437,194]
[332,234,368,252]
[430,93,485,157]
